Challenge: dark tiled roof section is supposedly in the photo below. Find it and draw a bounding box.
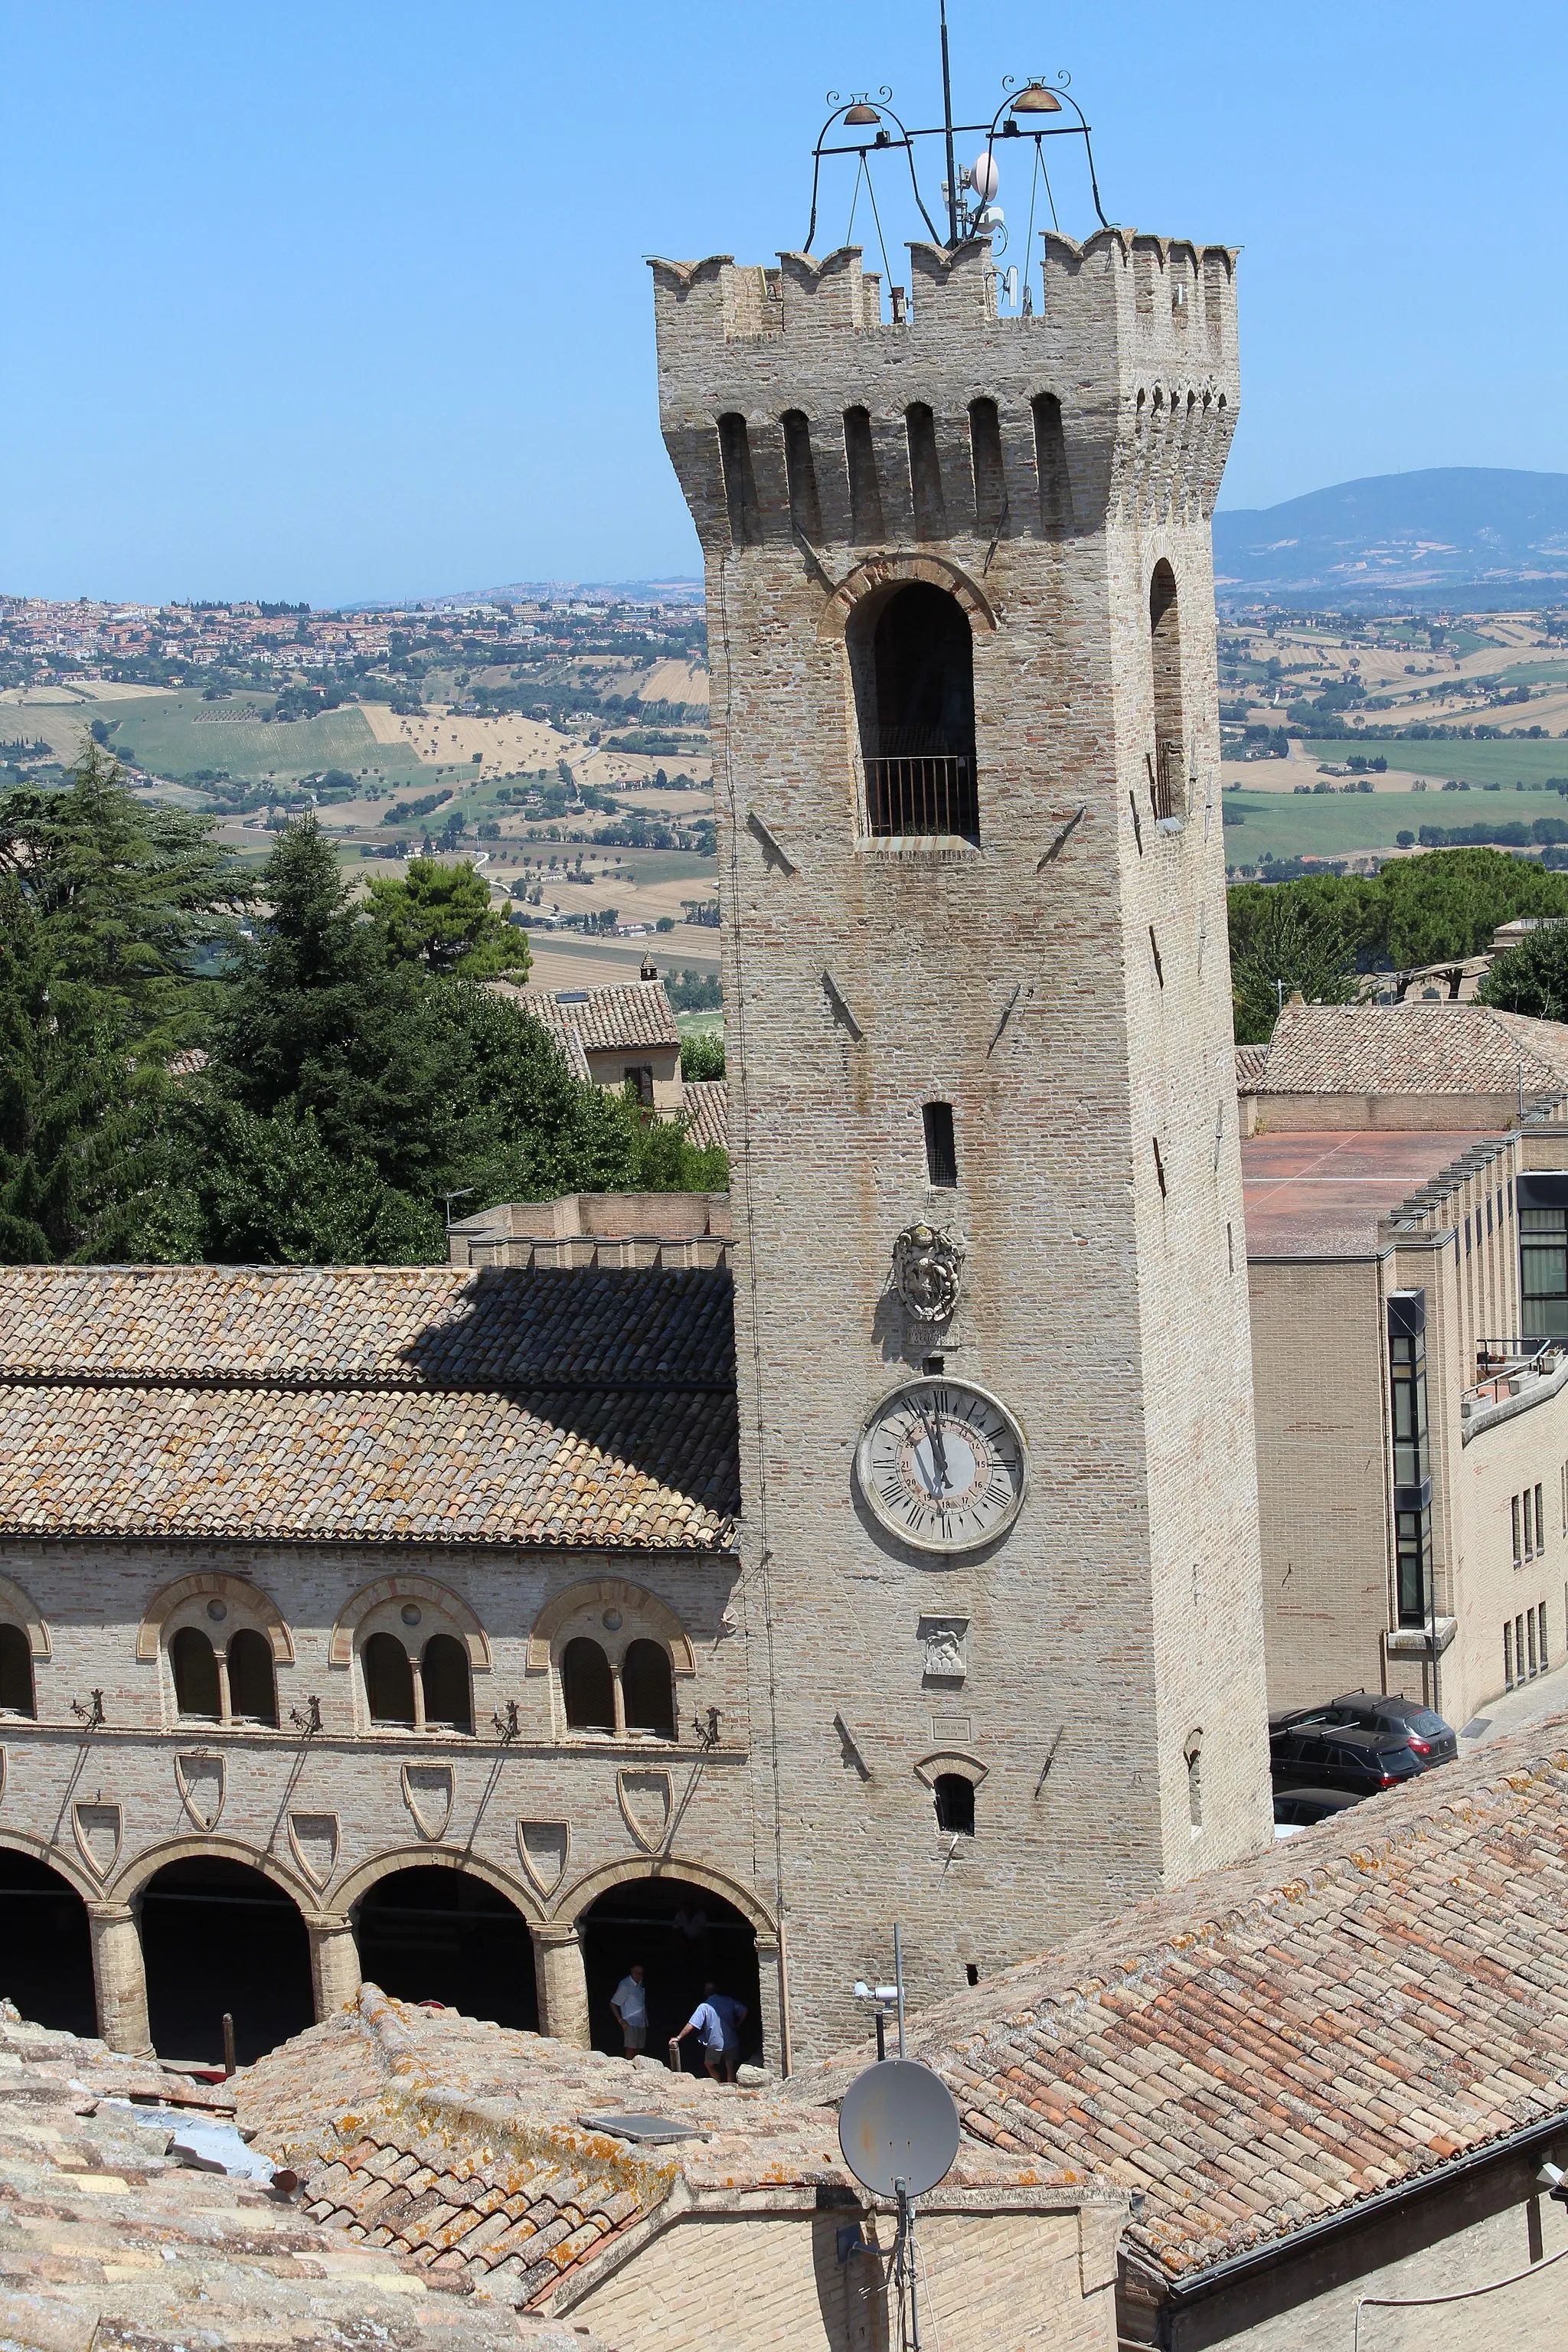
[854,1714,1568,2286]
[0,1376,738,1547]
[681,1078,729,1154]
[1258,1001,1568,1098]
[1233,1043,1269,1093]
[0,1263,735,1392]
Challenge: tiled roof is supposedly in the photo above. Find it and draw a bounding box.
[1257,1001,1568,1099]
[240,1984,1087,2317]
[681,1077,729,1154]
[528,981,681,1061]
[0,1265,739,1550]
[810,1713,1568,2288]
[0,2003,587,2352]
[0,1264,733,1388]
[1233,1043,1270,1093]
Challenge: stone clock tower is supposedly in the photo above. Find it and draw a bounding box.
[651,224,1272,2061]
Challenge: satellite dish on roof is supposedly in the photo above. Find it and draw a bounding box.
[838,2057,959,2199]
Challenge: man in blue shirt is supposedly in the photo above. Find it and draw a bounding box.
[669,1980,748,2082]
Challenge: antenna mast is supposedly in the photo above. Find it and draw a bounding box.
[939,0,959,247]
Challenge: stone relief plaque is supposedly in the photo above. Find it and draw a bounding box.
[616,1769,672,1856]
[890,1223,967,1325]
[919,1616,969,1685]
[517,1819,570,1899]
[288,1812,340,1891]
[175,1752,225,1833]
[401,1762,454,1842]
[72,1801,122,1881]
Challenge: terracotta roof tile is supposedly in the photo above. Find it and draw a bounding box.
[0,1264,739,1550]
[803,1713,1568,2287]
[524,981,681,1060]
[681,1078,729,1153]
[1255,1001,1568,1099]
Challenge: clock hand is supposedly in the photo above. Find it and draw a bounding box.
[921,1406,951,1495]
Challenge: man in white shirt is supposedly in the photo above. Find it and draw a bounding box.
[669,1980,748,2082]
[610,1962,648,2057]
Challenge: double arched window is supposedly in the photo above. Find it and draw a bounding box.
[170,1622,278,1726]
[561,1635,676,1740]
[361,1624,474,1734]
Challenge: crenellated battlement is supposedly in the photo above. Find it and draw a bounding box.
[650,230,1239,550]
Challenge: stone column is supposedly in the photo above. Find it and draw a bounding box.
[755,1937,786,2075]
[87,1902,152,2055]
[306,1913,361,2020]
[531,1925,590,2048]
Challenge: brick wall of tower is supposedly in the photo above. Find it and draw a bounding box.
[653,229,1272,2060]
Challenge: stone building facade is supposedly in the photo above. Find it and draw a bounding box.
[0,217,1274,2072]
[650,224,1272,2045]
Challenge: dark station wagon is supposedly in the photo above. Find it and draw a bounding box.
[1269,1689,1458,1799]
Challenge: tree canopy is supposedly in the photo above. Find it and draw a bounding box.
[0,747,723,1266]
[1477,925,1568,1023]
[1229,849,1568,1042]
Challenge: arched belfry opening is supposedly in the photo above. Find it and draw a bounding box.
[578,1877,760,2064]
[0,1850,96,2034]
[1149,559,1185,818]
[848,582,978,841]
[139,1858,313,2066]
[354,1867,538,2030]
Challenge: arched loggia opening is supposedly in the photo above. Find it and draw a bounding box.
[355,1867,537,2030]
[139,1858,313,2066]
[0,1850,96,2034]
[848,582,978,841]
[579,1877,760,2066]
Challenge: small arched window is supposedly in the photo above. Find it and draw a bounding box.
[1149,560,1184,819]
[364,1631,416,1727]
[421,1634,472,1734]
[170,1625,221,1721]
[562,1637,616,1734]
[227,1628,277,1726]
[622,1639,676,1739]
[933,1772,975,1836]
[0,1623,35,1717]
[848,583,978,841]
[1185,1731,1204,1830]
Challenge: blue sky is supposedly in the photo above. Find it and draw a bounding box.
[3,0,1564,606]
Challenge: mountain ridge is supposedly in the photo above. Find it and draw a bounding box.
[1213,467,1568,609]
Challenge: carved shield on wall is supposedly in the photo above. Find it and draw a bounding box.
[616,1770,672,1857]
[288,1812,340,1892]
[175,1753,225,1833]
[73,1802,122,1882]
[516,1820,570,1899]
[401,1762,453,1842]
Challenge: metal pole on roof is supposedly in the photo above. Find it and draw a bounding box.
[893,1920,906,2057]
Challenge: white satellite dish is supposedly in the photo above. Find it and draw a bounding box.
[838,2057,960,2199]
[969,150,1000,204]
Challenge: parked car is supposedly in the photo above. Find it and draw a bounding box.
[1314,1691,1459,1766]
[1268,1690,1455,1798]
[1272,1785,1367,1836]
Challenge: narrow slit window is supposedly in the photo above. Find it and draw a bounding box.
[923,1102,958,1189]
[1031,392,1072,537]
[1149,560,1185,819]
[781,409,822,542]
[844,406,884,543]
[968,397,1005,536]
[905,402,946,539]
[717,412,761,549]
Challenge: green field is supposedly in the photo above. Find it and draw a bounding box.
[1302,737,1568,787]
[1224,779,1568,867]
[101,695,442,789]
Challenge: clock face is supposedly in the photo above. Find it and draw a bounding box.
[855,1379,1027,1554]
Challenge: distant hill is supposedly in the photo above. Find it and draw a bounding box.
[1213,469,1568,609]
